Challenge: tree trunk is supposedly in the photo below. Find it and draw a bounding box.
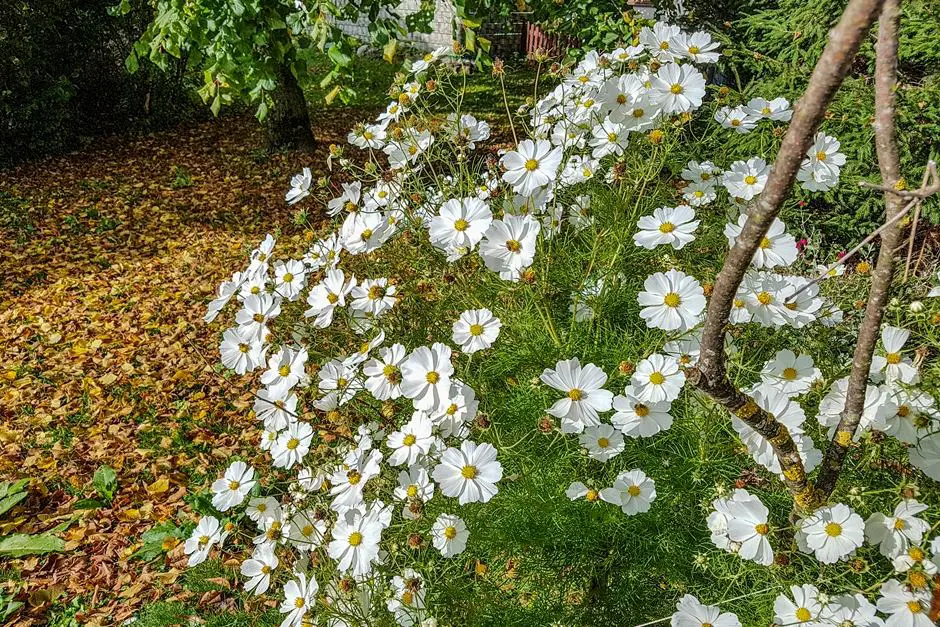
[264,61,316,152]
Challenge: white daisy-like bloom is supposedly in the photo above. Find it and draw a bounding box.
[287,509,327,551]
[744,96,792,121]
[568,194,594,230]
[651,63,706,114]
[327,181,363,217]
[731,385,821,475]
[759,349,821,397]
[773,584,824,626]
[611,385,673,437]
[670,594,741,627]
[285,167,312,205]
[279,572,318,627]
[681,160,720,185]
[347,122,386,149]
[429,197,493,257]
[600,469,656,515]
[819,593,884,627]
[305,268,355,328]
[725,215,798,269]
[329,448,383,512]
[909,433,940,481]
[184,515,222,567]
[540,358,614,434]
[387,568,427,626]
[707,489,761,555]
[638,269,706,332]
[816,377,896,440]
[803,132,847,178]
[432,513,469,557]
[664,334,701,368]
[343,329,386,368]
[478,213,541,282]
[891,542,939,575]
[240,544,278,595]
[350,278,398,317]
[798,160,842,192]
[722,158,770,201]
[363,343,406,400]
[272,421,314,469]
[671,30,721,63]
[796,503,865,564]
[631,354,686,404]
[500,139,563,196]
[866,500,931,558]
[683,182,717,206]
[401,343,454,412]
[246,496,281,524]
[715,105,757,133]
[219,326,266,375]
[871,326,920,385]
[432,440,502,505]
[560,154,600,186]
[253,386,296,431]
[578,424,625,462]
[386,412,435,467]
[723,489,774,566]
[779,275,825,328]
[211,461,256,512]
[740,270,791,328]
[452,308,501,354]
[633,205,700,250]
[305,232,343,270]
[565,481,602,503]
[272,259,306,302]
[384,129,434,169]
[449,112,491,150]
[876,579,933,627]
[342,210,393,255]
[883,388,936,445]
[205,270,244,323]
[589,118,629,159]
[640,22,681,61]
[235,292,281,342]
[328,507,383,578]
[394,466,435,520]
[317,358,362,405]
[260,345,308,394]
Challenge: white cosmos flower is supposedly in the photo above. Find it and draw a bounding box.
[909,433,940,481]
[641,22,681,61]
[184,515,222,566]
[479,214,541,281]
[350,278,398,317]
[816,377,896,440]
[219,326,266,375]
[892,542,939,574]
[394,466,435,520]
[348,123,386,149]
[722,158,770,201]
[305,268,355,328]
[401,343,454,411]
[540,358,614,434]
[612,386,673,437]
[631,354,686,404]
[246,495,281,524]
[287,509,327,550]
[760,349,821,397]
[235,293,281,342]
[327,181,363,217]
[272,259,306,302]
[671,30,721,63]
[871,326,919,385]
[329,447,383,513]
[683,182,717,206]
[363,343,406,400]
[715,105,757,133]
[272,421,314,469]
[452,308,501,354]
[803,132,847,179]
[724,215,797,269]
[565,481,602,503]
[285,167,312,205]
[431,380,478,438]
[796,503,865,564]
[429,197,492,256]
[740,270,791,327]
[305,232,343,270]
[432,440,502,505]
[664,334,701,368]
[633,205,700,250]
[386,412,435,467]
[866,500,931,558]
[707,489,761,556]
[744,97,792,121]
[819,593,883,627]
[732,385,821,475]
[211,461,256,512]
[328,508,383,578]
[279,573,318,627]
[589,118,629,159]
[773,584,824,626]
[342,210,393,255]
[670,594,741,627]
[723,490,774,565]
[883,388,936,444]
[638,269,706,332]
[240,544,278,595]
[500,139,563,195]
[681,160,720,185]
[651,63,706,114]
[260,345,308,394]
[254,386,296,431]
[600,469,656,515]
[318,358,362,405]
[876,579,933,627]
[578,424,625,462]
[432,513,468,557]
[387,568,427,626]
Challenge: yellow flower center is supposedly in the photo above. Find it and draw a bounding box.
[506,239,522,253]
[253,313,265,323]
[461,465,478,479]
[907,601,923,613]
[524,159,539,171]
[597,438,610,448]
[337,377,348,387]
[782,367,798,380]
[348,531,363,547]
[659,41,669,50]
[444,526,457,539]
[402,590,414,605]
[447,403,458,415]
[886,352,902,365]
[407,485,418,498]
[302,524,314,537]
[909,546,925,561]
[368,285,385,300]
[894,518,906,530]
[568,388,583,401]
[761,106,771,115]
[824,522,842,537]
[816,151,827,161]
[607,132,618,142]
[426,371,440,384]
[279,365,291,377]
[909,571,928,589]
[731,119,741,127]
[689,46,700,54]
[757,291,773,305]
[744,175,758,185]
[795,607,812,622]
[261,565,272,574]
[347,471,361,485]
[199,535,210,546]
[344,200,357,212]
[694,190,704,198]
[469,323,484,336]
[649,372,665,385]
[663,292,681,308]
[670,84,683,95]
[755,523,770,536]
[632,108,645,118]
[759,237,772,249]
[403,434,417,446]
[361,228,373,241]
[454,218,469,232]
[228,480,240,490]
[327,292,339,304]
[363,131,374,140]
[898,405,911,418]
[286,438,300,450]
[658,222,675,233]
[635,404,650,417]
[585,489,599,502]
[627,485,641,497]
[295,597,306,608]
[238,343,250,353]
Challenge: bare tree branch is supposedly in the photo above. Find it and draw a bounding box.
[687,0,885,510]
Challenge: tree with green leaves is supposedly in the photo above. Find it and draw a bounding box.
[117,0,505,150]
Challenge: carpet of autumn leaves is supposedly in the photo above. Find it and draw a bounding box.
[0,113,362,624]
